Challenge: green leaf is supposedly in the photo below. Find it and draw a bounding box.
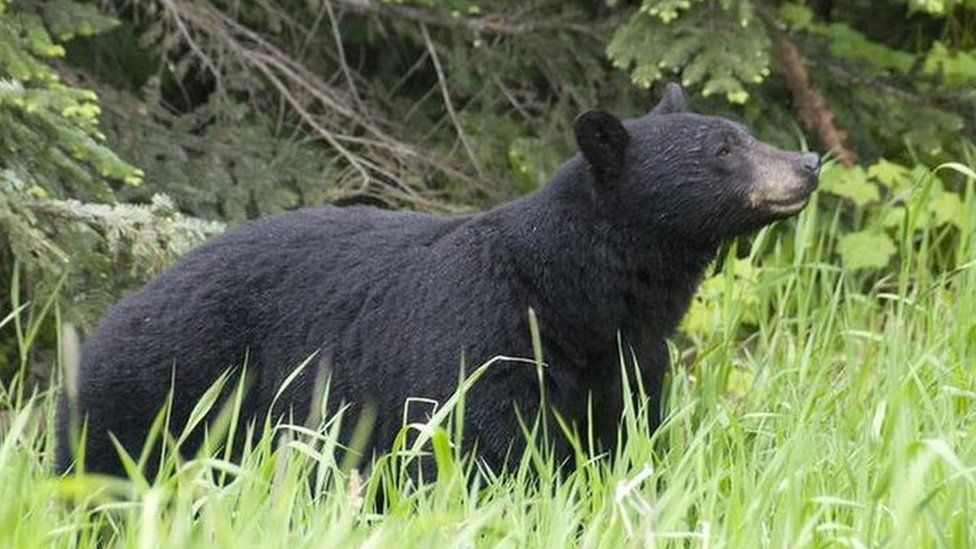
[923,42,976,88]
[837,231,897,270]
[607,2,771,102]
[882,206,906,229]
[681,298,714,338]
[779,4,814,30]
[907,0,947,14]
[910,165,941,188]
[726,366,756,398]
[929,191,963,228]
[824,24,915,75]
[868,159,912,189]
[820,165,880,206]
[41,0,118,42]
[680,258,761,337]
[935,162,976,181]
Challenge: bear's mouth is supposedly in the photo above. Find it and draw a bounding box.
[763,195,811,215]
[750,180,816,216]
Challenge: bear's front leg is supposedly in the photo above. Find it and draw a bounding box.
[634,338,670,433]
[462,365,578,474]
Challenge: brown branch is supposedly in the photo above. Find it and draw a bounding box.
[329,0,603,39]
[759,10,856,166]
[154,0,490,207]
[421,24,484,179]
[201,4,489,192]
[324,1,366,116]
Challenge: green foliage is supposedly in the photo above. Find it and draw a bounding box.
[608,0,771,103]
[0,0,221,370]
[682,256,761,336]
[40,0,117,42]
[98,90,338,223]
[607,0,975,163]
[0,0,970,375]
[0,174,222,383]
[837,229,896,269]
[507,137,561,195]
[906,0,976,15]
[4,153,976,543]
[0,2,974,541]
[923,42,976,88]
[822,22,916,75]
[682,152,976,338]
[818,164,879,206]
[779,4,976,93]
[776,2,974,162]
[0,1,139,199]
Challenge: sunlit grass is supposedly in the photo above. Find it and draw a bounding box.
[1,162,975,547]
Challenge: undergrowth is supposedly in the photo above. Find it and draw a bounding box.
[1,161,976,547]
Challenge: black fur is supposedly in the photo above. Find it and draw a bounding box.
[650,82,687,115]
[574,110,630,180]
[56,85,818,476]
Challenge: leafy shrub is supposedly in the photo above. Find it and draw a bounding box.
[0,0,221,383]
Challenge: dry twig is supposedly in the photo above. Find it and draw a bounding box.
[329,0,602,38]
[154,1,486,208]
[421,24,485,179]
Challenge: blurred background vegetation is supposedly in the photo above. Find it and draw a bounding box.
[0,0,974,390]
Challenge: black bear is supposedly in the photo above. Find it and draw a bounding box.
[56,84,820,477]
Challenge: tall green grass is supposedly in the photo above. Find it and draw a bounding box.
[1,162,975,547]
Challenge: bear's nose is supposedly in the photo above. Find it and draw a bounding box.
[800,152,821,174]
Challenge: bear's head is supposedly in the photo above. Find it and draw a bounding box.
[574,83,820,243]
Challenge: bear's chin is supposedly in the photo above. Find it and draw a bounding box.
[763,196,811,217]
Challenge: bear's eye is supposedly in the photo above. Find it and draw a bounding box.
[716,134,738,158]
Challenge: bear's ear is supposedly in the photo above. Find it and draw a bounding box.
[650,82,687,115]
[574,110,630,181]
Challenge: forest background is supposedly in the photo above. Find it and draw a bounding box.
[0,0,974,423]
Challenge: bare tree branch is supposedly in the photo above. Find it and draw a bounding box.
[329,0,603,39]
[421,24,485,179]
[153,0,489,208]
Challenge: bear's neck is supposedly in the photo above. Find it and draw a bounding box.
[489,158,717,361]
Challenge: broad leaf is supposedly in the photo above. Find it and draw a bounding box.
[930,191,964,228]
[868,159,912,189]
[882,206,906,229]
[820,165,880,206]
[838,231,896,270]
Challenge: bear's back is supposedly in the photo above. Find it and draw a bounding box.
[78,206,474,385]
